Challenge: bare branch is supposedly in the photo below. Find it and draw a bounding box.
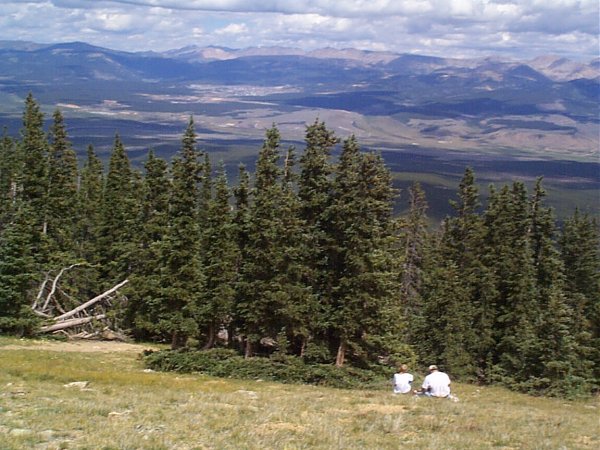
[53,279,129,322]
[41,263,87,312]
[32,273,51,310]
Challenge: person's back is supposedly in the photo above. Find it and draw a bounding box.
[393,364,414,394]
[421,365,451,397]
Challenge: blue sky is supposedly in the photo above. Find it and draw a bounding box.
[2,1,598,60]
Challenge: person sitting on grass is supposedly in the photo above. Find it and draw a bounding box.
[393,364,414,394]
[414,365,451,398]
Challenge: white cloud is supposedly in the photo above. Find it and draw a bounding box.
[88,11,135,32]
[0,0,596,59]
[215,23,249,35]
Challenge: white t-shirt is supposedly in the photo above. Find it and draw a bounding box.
[422,371,451,397]
[393,372,414,394]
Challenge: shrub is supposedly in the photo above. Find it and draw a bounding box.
[143,348,392,389]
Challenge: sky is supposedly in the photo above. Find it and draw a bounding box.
[1,0,598,61]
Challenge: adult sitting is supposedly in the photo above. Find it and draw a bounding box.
[414,365,451,398]
[393,364,414,394]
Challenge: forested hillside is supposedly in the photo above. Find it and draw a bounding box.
[0,95,598,397]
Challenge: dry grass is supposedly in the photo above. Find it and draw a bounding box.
[0,337,598,449]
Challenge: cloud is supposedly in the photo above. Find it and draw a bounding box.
[1,0,597,59]
[215,23,249,35]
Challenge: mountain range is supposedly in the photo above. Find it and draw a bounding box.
[0,40,597,218]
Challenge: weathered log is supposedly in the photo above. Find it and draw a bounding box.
[40,314,107,333]
[53,279,128,322]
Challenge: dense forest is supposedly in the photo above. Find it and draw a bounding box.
[1,94,598,397]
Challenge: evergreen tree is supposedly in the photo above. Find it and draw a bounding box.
[399,182,429,314]
[434,168,491,379]
[98,134,136,283]
[128,150,170,339]
[0,130,18,227]
[418,255,473,371]
[198,153,212,227]
[559,209,600,389]
[75,145,104,264]
[19,94,48,234]
[275,146,314,356]
[46,109,79,259]
[297,120,338,358]
[0,207,38,335]
[159,118,204,348]
[18,94,49,273]
[236,126,286,357]
[298,120,337,226]
[233,164,251,259]
[483,182,538,387]
[327,138,398,366]
[232,164,251,349]
[198,161,238,348]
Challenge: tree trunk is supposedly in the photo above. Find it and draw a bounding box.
[336,339,347,367]
[299,336,307,358]
[40,314,107,333]
[203,323,216,350]
[171,330,187,350]
[244,339,253,359]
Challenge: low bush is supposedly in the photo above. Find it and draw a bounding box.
[143,348,391,389]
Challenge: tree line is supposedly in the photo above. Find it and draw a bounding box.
[0,94,598,396]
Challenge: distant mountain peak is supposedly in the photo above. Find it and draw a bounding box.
[528,54,599,81]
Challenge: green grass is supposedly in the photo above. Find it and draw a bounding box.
[0,337,598,449]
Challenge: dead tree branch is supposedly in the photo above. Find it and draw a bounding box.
[36,278,129,337]
[53,279,129,322]
[41,263,87,312]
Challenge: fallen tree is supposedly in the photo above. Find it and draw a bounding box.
[32,269,129,338]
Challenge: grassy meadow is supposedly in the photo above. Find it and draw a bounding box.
[0,337,598,450]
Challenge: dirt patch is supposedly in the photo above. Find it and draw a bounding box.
[1,339,159,353]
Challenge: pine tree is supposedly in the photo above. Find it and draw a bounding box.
[327,138,399,366]
[510,178,585,394]
[418,255,473,371]
[46,109,79,259]
[198,161,238,348]
[275,146,314,357]
[559,209,600,390]
[198,153,212,227]
[19,94,48,233]
[236,126,286,357]
[298,120,337,226]
[233,164,251,258]
[399,182,429,313]
[98,134,136,284]
[0,207,38,335]
[483,182,538,387]
[18,94,49,271]
[434,168,492,379]
[297,120,338,359]
[128,150,170,339]
[75,145,104,264]
[232,164,251,349]
[398,182,433,366]
[0,130,18,227]
[159,118,204,348]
